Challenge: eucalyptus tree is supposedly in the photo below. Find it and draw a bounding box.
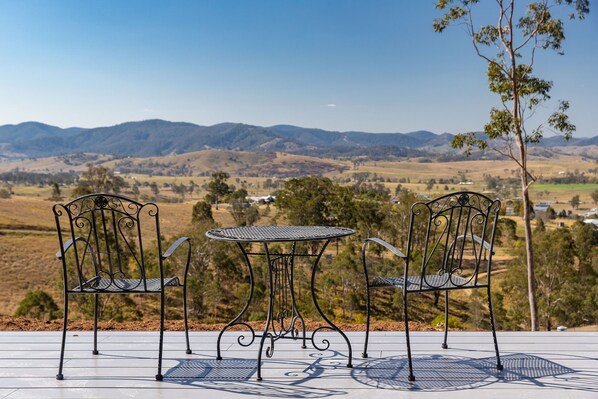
[207,171,231,210]
[434,0,589,330]
[275,175,337,226]
[72,163,126,197]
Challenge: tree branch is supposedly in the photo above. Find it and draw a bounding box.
[469,3,510,75]
[515,1,549,53]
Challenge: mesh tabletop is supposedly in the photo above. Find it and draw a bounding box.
[206,226,354,243]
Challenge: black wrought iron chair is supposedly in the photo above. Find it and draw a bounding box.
[361,192,503,381]
[53,193,192,381]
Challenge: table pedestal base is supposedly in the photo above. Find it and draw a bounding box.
[216,240,353,381]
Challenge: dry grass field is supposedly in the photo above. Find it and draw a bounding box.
[0,196,55,230]
[350,154,597,181]
[2,149,597,203]
[0,233,57,313]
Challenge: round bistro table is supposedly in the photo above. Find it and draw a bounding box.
[206,225,355,381]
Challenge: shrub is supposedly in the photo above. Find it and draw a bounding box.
[14,290,61,320]
[431,314,461,329]
[0,188,11,199]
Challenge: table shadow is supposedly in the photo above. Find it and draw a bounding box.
[163,353,348,398]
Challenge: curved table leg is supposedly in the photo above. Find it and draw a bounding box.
[216,242,256,360]
[256,243,276,381]
[288,242,307,348]
[310,240,353,368]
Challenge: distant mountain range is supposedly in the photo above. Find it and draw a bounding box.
[0,120,596,159]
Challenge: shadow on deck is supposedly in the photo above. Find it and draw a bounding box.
[161,352,598,397]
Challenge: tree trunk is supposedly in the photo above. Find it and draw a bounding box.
[514,99,539,331]
[521,175,539,331]
[508,14,539,330]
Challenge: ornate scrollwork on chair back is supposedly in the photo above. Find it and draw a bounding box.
[407,192,501,290]
[54,194,160,293]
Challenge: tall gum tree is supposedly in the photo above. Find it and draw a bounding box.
[434,0,589,331]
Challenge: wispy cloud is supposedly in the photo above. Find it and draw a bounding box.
[326,103,337,107]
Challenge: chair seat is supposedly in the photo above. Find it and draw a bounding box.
[73,277,180,292]
[370,273,477,291]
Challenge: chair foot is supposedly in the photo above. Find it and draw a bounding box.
[186,349,192,355]
[155,374,163,381]
[408,374,415,382]
[497,364,504,371]
[301,345,307,349]
[441,343,448,349]
[216,356,222,360]
[92,350,99,355]
[256,377,262,382]
[56,374,64,380]
[362,352,368,358]
[346,363,353,368]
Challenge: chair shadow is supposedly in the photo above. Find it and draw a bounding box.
[352,353,597,392]
[163,352,348,398]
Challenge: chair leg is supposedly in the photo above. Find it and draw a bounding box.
[92,294,99,355]
[403,293,415,382]
[442,291,449,349]
[156,291,165,381]
[183,285,192,354]
[56,294,68,380]
[487,287,503,371]
[362,285,370,358]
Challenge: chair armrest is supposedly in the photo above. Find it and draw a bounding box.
[162,237,190,259]
[456,234,495,255]
[364,237,406,258]
[57,238,90,259]
[56,239,73,259]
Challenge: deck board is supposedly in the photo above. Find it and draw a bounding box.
[0,331,596,398]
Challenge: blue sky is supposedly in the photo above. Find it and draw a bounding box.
[0,1,596,136]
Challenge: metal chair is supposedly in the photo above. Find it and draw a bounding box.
[362,192,503,381]
[53,193,192,381]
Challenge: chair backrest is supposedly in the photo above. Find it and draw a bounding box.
[53,193,163,292]
[405,192,501,289]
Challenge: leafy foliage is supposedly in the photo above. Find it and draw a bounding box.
[275,176,338,226]
[191,201,214,224]
[206,171,232,210]
[502,224,598,330]
[15,290,61,320]
[72,163,126,197]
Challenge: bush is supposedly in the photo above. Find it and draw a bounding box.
[0,188,11,199]
[431,314,461,329]
[14,290,61,320]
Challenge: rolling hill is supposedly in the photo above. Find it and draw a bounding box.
[0,119,595,160]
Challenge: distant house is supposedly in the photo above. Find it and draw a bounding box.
[533,202,550,212]
[583,219,598,227]
[248,195,275,204]
[580,208,598,218]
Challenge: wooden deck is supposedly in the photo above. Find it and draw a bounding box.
[0,330,596,398]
